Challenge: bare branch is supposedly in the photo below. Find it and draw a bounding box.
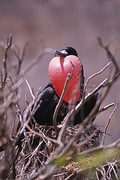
[101,99,119,145]
[1,34,12,89]
[53,61,74,136]
[97,37,119,73]
[97,103,114,115]
[84,62,112,91]
[24,76,35,99]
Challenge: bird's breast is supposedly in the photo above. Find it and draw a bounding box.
[48,55,82,104]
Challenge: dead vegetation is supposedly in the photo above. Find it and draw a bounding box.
[0,34,120,180]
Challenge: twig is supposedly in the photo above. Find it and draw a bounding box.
[97,37,119,73]
[1,34,12,89]
[53,61,74,137]
[101,100,119,145]
[84,62,112,91]
[57,111,72,143]
[12,40,29,75]
[97,103,114,115]
[24,76,35,99]
[53,74,73,136]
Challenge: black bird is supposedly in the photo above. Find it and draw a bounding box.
[33,46,99,126]
[0,47,99,152]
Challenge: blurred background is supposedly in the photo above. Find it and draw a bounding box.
[0,0,120,144]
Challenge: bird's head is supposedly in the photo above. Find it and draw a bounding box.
[55,46,78,57]
[48,46,83,104]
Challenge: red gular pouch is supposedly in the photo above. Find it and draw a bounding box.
[48,55,82,104]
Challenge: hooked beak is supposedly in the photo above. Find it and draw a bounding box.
[55,49,68,57]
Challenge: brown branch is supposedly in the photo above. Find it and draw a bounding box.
[53,61,74,137]
[97,102,114,115]
[53,74,73,136]
[101,99,119,145]
[97,37,119,73]
[84,62,112,91]
[12,40,29,75]
[24,76,35,99]
[1,34,12,89]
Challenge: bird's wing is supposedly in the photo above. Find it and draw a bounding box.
[74,92,99,125]
[33,84,57,125]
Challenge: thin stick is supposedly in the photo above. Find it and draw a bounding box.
[98,37,119,73]
[24,77,35,99]
[84,62,112,91]
[53,62,74,136]
[2,34,13,89]
[101,99,119,145]
[96,103,114,116]
[52,73,72,135]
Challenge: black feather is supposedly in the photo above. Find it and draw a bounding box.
[33,83,99,125]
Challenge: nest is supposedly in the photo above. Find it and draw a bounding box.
[7,123,103,179]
